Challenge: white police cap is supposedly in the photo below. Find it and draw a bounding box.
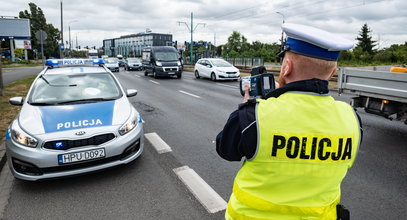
[282,23,354,61]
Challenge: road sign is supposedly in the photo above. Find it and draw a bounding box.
[60,43,65,50]
[35,30,47,44]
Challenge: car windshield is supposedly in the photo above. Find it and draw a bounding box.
[127,58,141,63]
[29,73,122,105]
[211,59,233,67]
[105,58,118,64]
[154,52,179,61]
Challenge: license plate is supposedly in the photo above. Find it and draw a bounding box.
[167,72,175,75]
[58,148,105,165]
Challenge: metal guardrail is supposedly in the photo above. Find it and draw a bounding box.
[223,57,264,68]
[183,57,264,68]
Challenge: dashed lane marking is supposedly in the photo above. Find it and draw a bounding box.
[216,83,238,89]
[179,90,200,98]
[144,132,172,154]
[174,166,227,213]
[149,80,160,85]
[134,75,141,78]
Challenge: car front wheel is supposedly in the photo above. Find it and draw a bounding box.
[195,70,200,79]
[211,72,216,81]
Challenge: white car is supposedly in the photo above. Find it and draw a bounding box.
[5,58,144,181]
[194,58,240,81]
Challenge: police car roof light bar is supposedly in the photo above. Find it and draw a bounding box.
[45,59,105,67]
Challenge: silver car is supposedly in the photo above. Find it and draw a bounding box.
[5,59,144,181]
[104,57,120,72]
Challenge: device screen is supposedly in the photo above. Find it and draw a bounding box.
[263,76,270,90]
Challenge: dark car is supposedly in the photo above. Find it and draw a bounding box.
[142,46,183,79]
[118,60,125,67]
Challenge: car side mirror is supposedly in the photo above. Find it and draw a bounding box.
[9,97,24,106]
[126,89,138,97]
[208,64,212,68]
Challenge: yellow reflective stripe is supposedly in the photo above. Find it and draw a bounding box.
[227,202,278,220]
[233,182,339,217]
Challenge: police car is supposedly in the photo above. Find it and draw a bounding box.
[5,59,144,181]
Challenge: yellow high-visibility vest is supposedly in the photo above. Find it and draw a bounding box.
[226,92,360,220]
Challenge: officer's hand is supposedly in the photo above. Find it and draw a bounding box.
[275,81,280,89]
[243,84,250,102]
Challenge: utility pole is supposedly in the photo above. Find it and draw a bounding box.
[60,1,64,58]
[0,40,3,96]
[214,32,216,47]
[177,12,205,63]
[68,20,77,58]
[190,12,193,63]
[76,34,78,49]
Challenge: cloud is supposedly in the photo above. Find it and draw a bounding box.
[1,0,405,48]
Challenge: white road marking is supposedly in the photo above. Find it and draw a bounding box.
[183,75,195,79]
[144,132,172,154]
[134,75,141,78]
[179,90,200,98]
[174,166,227,213]
[149,80,160,85]
[216,83,238,89]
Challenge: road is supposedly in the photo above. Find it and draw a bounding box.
[1,67,406,219]
[1,66,43,86]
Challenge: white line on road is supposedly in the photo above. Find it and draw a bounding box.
[174,166,227,213]
[134,75,141,78]
[216,83,238,89]
[144,132,172,154]
[179,90,200,98]
[183,75,195,79]
[149,80,160,85]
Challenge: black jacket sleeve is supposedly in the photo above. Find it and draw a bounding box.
[216,102,257,161]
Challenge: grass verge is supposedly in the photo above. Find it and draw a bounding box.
[0,75,37,138]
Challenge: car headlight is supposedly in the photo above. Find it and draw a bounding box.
[10,120,38,148]
[119,112,141,136]
[177,61,181,66]
[217,69,225,73]
[156,61,162,66]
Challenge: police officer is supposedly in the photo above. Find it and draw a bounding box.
[216,23,362,220]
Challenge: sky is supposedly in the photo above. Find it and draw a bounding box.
[1,0,406,49]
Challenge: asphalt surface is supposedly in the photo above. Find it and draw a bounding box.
[2,66,43,86]
[1,67,406,219]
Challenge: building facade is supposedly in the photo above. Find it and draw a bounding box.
[103,32,172,58]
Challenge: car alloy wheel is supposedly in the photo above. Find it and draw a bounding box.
[211,72,216,81]
[195,70,200,79]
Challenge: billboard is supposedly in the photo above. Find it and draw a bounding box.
[15,39,32,49]
[0,18,31,39]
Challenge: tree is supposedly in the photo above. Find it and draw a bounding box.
[19,2,61,59]
[355,23,376,55]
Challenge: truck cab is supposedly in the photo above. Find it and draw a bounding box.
[142,46,183,79]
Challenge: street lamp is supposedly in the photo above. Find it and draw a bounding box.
[276,12,285,62]
[68,20,78,57]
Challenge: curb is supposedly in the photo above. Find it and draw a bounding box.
[0,141,7,173]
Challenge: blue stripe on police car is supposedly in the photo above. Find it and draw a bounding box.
[39,101,115,133]
[5,127,11,139]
